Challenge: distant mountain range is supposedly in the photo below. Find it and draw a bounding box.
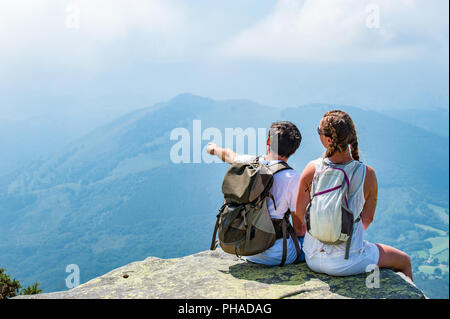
[0,94,448,297]
[383,107,449,138]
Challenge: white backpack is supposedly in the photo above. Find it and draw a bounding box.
[305,159,361,259]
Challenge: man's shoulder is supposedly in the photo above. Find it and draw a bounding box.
[274,165,301,183]
[271,167,300,199]
[233,155,300,179]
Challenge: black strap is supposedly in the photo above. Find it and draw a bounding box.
[210,214,220,251]
[235,243,246,260]
[272,219,285,239]
[245,221,253,250]
[275,211,303,266]
[344,232,352,260]
[344,218,357,260]
[288,224,302,264]
[267,193,277,211]
[280,219,288,267]
[344,216,361,259]
[210,204,226,251]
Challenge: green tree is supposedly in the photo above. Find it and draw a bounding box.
[433,268,442,276]
[19,282,42,296]
[0,267,42,299]
[430,258,439,266]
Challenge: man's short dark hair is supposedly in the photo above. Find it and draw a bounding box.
[269,121,301,158]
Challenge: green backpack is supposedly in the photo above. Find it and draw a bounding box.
[210,156,302,266]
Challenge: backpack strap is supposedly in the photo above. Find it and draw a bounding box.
[267,161,292,175]
[276,210,303,266]
[210,203,226,251]
[210,215,220,251]
[344,231,352,260]
[249,155,262,164]
[287,221,303,264]
[267,161,302,266]
[265,160,292,210]
[344,214,362,260]
[279,217,289,267]
[265,160,302,266]
[267,193,277,211]
[348,161,365,221]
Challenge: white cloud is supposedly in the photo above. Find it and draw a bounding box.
[0,0,447,76]
[215,0,449,63]
[69,0,186,42]
[0,0,190,73]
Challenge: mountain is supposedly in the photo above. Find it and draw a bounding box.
[382,107,449,138]
[0,98,145,175]
[0,94,448,297]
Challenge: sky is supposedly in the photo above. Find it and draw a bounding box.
[0,0,448,171]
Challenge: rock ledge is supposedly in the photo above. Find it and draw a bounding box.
[15,249,425,299]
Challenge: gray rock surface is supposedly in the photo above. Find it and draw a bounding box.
[15,248,425,299]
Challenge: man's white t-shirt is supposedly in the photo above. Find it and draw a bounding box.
[233,154,301,219]
[233,154,303,266]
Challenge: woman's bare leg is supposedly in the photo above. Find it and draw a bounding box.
[376,243,413,282]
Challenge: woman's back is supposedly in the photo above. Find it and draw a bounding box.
[295,109,412,280]
[303,157,367,258]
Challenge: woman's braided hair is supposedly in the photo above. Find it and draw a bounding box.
[321,110,360,161]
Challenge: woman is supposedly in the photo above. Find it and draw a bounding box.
[293,110,413,281]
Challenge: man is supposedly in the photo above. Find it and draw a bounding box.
[206,121,305,265]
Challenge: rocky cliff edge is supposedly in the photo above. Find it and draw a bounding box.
[15,248,425,299]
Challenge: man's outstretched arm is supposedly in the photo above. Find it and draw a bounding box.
[206,143,238,164]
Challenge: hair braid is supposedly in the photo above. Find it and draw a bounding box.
[324,118,339,158]
[320,110,360,161]
[350,136,359,161]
